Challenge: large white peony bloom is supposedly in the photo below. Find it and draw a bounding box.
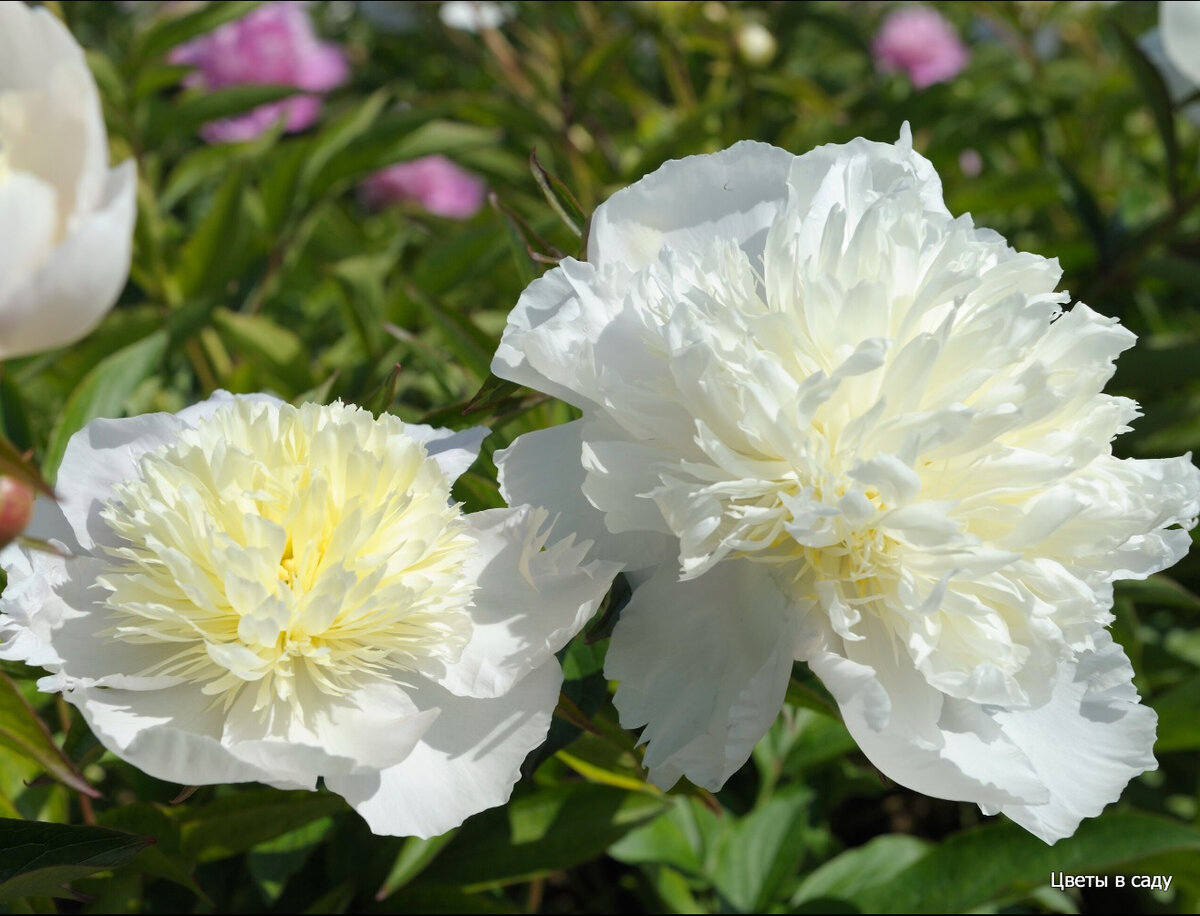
[0,392,617,838]
[0,2,136,360]
[492,127,1200,844]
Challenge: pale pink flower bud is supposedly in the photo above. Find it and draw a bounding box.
[170,1,348,143]
[872,5,969,89]
[361,156,487,220]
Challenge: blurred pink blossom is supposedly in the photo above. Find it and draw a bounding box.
[170,1,348,143]
[362,156,487,220]
[872,6,969,90]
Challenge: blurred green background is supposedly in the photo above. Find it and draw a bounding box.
[3,1,1200,912]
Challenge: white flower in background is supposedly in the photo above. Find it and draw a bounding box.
[0,3,136,360]
[1141,1,1200,124]
[439,1,511,32]
[492,126,1200,844]
[0,393,617,838]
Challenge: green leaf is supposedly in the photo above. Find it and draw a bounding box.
[42,331,167,482]
[177,789,347,863]
[375,830,458,901]
[0,675,94,798]
[96,804,206,900]
[852,812,1200,914]
[304,106,458,199]
[1111,24,1181,202]
[298,90,391,198]
[711,786,814,913]
[1154,676,1200,752]
[398,286,495,381]
[790,834,929,909]
[176,165,249,300]
[132,0,263,67]
[419,784,668,889]
[530,150,586,238]
[145,85,297,146]
[211,307,313,392]
[247,817,335,904]
[0,818,152,903]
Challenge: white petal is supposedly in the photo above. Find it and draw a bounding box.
[588,141,794,272]
[496,422,676,570]
[0,173,57,340]
[605,560,798,791]
[175,389,284,426]
[327,661,561,838]
[222,678,439,778]
[0,497,81,667]
[491,258,617,410]
[73,682,301,789]
[802,616,1049,809]
[55,409,188,551]
[990,629,1157,844]
[401,423,489,484]
[430,506,618,698]
[1162,1,1200,86]
[0,3,108,218]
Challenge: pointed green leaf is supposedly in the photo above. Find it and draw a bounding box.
[853,812,1200,914]
[0,676,94,798]
[177,789,347,862]
[0,818,152,903]
[42,331,167,482]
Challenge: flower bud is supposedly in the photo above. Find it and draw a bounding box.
[0,477,34,548]
[735,22,777,67]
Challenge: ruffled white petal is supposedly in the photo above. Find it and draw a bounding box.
[800,615,1050,810]
[55,410,188,551]
[73,682,301,789]
[495,421,675,570]
[987,628,1157,843]
[587,141,794,273]
[403,423,489,483]
[430,506,619,698]
[327,661,562,838]
[605,559,798,790]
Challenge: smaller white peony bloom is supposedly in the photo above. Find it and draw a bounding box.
[0,392,618,838]
[439,0,512,32]
[0,3,137,360]
[492,126,1200,844]
[1141,1,1200,124]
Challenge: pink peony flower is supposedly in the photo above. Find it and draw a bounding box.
[872,5,969,90]
[361,156,487,220]
[170,1,348,143]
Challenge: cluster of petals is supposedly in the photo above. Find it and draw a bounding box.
[361,155,487,220]
[170,1,348,144]
[0,393,617,837]
[871,5,969,89]
[492,126,1200,843]
[0,2,136,360]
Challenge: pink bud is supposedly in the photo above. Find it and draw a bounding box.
[361,156,487,220]
[0,477,34,548]
[872,6,969,90]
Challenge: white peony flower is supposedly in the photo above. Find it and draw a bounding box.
[0,392,618,838]
[439,1,511,32]
[492,126,1200,844]
[0,3,137,360]
[1141,2,1200,124]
